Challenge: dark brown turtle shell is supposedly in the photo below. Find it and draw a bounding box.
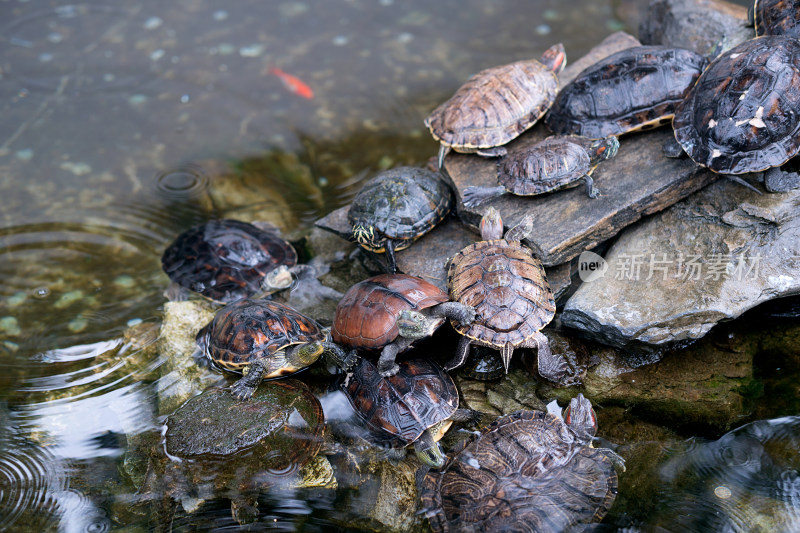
[673,35,800,174]
[331,274,448,350]
[753,0,800,37]
[497,136,592,195]
[161,219,297,303]
[546,45,708,138]
[342,358,458,449]
[420,410,618,533]
[200,298,325,377]
[424,44,564,153]
[447,238,555,351]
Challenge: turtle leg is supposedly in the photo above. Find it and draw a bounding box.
[599,448,627,473]
[503,215,533,242]
[378,335,414,377]
[461,185,507,208]
[424,301,476,327]
[525,330,567,383]
[662,136,685,158]
[764,166,800,193]
[475,146,508,158]
[413,429,446,468]
[582,173,599,199]
[230,360,267,401]
[384,239,398,274]
[444,335,472,371]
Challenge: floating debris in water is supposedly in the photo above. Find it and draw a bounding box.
[128,94,147,105]
[113,275,135,289]
[180,94,190,103]
[239,44,265,57]
[59,161,92,176]
[54,290,85,309]
[39,53,53,63]
[535,24,551,35]
[68,317,89,333]
[332,35,348,46]
[714,485,733,499]
[150,49,165,61]
[33,286,50,299]
[143,16,163,30]
[47,32,63,43]
[0,316,21,336]
[7,292,27,307]
[16,149,33,161]
[217,43,235,55]
[397,32,414,44]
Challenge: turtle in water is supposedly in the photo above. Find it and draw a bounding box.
[750,0,800,38]
[672,36,800,191]
[425,43,566,168]
[446,207,566,383]
[462,135,619,206]
[161,219,297,303]
[420,394,625,533]
[545,45,708,139]
[332,355,478,468]
[197,298,351,400]
[331,274,475,377]
[348,166,454,274]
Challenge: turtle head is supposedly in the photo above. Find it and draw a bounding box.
[262,265,294,293]
[323,341,359,373]
[540,43,567,74]
[563,393,598,442]
[590,136,620,162]
[352,223,385,252]
[479,207,504,240]
[397,309,438,340]
[414,426,448,468]
[286,340,325,368]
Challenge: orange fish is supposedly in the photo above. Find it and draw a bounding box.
[270,67,314,99]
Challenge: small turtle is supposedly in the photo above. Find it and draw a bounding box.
[425,43,567,168]
[545,45,708,139]
[446,207,565,382]
[197,298,349,400]
[421,394,625,533]
[331,274,475,377]
[750,0,800,37]
[672,36,800,183]
[462,135,619,206]
[161,219,297,303]
[460,348,506,381]
[334,356,477,468]
[348,167,454,274]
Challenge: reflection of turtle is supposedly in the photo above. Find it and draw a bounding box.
[331,274,474,377]
[348,167,454,273]
[750,0,800,37]
[425,43,566,168]
[421,394,625,533]
[197,298,348,400]
[546,45,707,139]
[446,207,565,382]
[334,356,476,468]
[144,380,326,525]
[161,219,296,303]
[462,135,619,206]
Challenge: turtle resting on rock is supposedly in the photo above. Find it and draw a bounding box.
[421,393,625,533]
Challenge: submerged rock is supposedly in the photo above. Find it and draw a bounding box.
[562,179,800,349]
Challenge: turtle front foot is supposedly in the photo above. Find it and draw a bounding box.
[378,362,400,377]
[230,380,257,401]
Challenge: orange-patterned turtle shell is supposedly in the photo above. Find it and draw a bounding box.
[331,274,449,351]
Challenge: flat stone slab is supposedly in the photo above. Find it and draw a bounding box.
[561,179,800,349]
[445,32,718,266]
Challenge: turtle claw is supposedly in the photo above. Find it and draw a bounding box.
[230,380,257,401]
[378,362,400,378]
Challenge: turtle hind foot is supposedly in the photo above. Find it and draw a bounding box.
[461,185,506,208]
[230,380,257,401]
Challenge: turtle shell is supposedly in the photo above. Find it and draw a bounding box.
[201,298,325,377]
[497,136,591,195]
[673,35,800,174]
[347,167,453,251]
[754,0,800,37]
[343,358,458,449]
[161,219,297,303]
[331,274,449,350]
[447,239,555,350]
[420,409,618,533]
[425,57,559,152]
[546,45,708,138]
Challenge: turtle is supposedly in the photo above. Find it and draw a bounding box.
[446,206,566,382]
[750,0,800,37]
[196,298,350,400]
[420,394,625,533]
[425,43,567,169]
[161,219,297,303]
[461,134,620,206]
[672,36,800,186]
[460,347,506,381]
[331,273,475,377]
[545,45,708,139]
[348,167,454,274]
[333,356,477,468]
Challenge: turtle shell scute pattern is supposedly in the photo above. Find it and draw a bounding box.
[497,137,591,195]
[347,167,453,245]
[425,59,558,150]
[754,0,800,37]
[673,35,800,174]
[343,358,458,449]
[161,219,297,303]
[204,298,324,376]
[546,45,707,138]
[331,274,449,350]
[448,240,555,349]
[420,409,619,533]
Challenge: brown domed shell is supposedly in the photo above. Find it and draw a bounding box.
[331,274,449,350]
[497,136,591,195]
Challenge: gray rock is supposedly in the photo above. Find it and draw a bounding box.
[562,179,800,349]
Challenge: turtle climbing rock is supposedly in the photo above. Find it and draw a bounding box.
[420,394,625,533]
[462,135,619,206]
[348,167,454,273]
[425,43,566,168]
[446,207,565,382]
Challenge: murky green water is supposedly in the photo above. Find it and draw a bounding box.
[3,0,797,532]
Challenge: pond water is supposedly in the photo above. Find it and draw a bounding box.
[2,0,796,532]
